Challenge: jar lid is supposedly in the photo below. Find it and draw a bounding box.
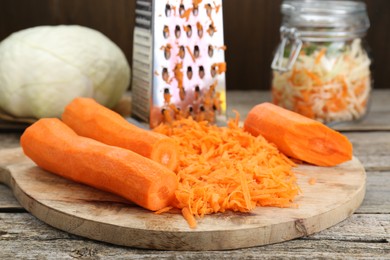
[281,0,370,40]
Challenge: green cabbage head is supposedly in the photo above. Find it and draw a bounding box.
[0,25,131,118]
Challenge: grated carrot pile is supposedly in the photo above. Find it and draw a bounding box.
[153,114,300,227]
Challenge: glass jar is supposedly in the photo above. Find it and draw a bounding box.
[271,0,372,124]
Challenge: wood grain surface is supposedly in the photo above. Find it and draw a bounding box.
[0,147,366,250]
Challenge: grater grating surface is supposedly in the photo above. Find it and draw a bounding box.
[132,0,227,128]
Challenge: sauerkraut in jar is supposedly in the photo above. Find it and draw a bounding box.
[271,0,372,124]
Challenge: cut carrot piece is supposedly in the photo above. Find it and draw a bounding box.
[62,97,179,171]
[244,102,353,167]
[20,118,178,211]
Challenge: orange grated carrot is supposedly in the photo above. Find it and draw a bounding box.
[303,69,322,86]
[154,114,300,227]
[180,8,193,21]
[214,2,221,13]
[173,62,184,88]
[308,177,317,185]
[185,46,196,63]
[154,206,173,214]
[182,207,197,229]
[196,22,203,33]
[212,62,227,74]
[315,48,326,64]
[193,0,202,7]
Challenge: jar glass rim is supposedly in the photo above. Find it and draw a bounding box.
[281,0,370,36]
[282,0,367,15]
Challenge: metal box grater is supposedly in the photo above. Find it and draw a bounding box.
[132,0,227,128]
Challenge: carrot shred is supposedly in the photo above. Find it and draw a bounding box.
[180,8,193,21]
[185,46,196,63]
[154,206,173,215]
[315,48,326,64]
[196,22,203,38]
[214,1,221,13]
[173,62,184,89]
[154,115,299,227]
[303,69,322,86]
[182,207,197,229]
[308,177,317,185]
[213,62,227,74]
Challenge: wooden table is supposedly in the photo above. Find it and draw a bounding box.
[1,90,389,259]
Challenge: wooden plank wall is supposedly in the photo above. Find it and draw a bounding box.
[0,0,388,90]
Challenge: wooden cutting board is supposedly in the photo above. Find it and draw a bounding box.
[0,147,366,251]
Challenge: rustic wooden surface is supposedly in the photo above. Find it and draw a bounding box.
[0,90,389,257]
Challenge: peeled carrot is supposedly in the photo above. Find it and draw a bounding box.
[62,97,179,171]
[20,118,178,211]
[244,102,353,166]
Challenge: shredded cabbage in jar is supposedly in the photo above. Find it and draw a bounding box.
[272,39,371,123]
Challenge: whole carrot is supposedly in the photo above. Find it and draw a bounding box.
[244,102,353,166]
[20,118,178,211]
[62,97,179,171]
